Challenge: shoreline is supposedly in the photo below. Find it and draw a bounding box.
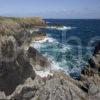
[0,16,100,99]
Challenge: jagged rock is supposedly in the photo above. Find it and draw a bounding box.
[0,17,100,100]
[0,35,35,96]
[93,42,100,56]
[13,29,31,46]
[28,46,50,70]
[0,35,17,63]
[81,42,100,76]
[32,32,46,41]
[10,72,87,100]
[81,42,100,99]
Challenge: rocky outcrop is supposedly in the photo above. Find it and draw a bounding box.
[10,71,87,100]
[0,35,35,97]
[13,29,31,46]
[32,32,46,41]
[81,42,100,76]
[28,46,51,70]
[81,42,100,100]
[0,16,100,100]
[0,36,99,100]
[0,36,87,100]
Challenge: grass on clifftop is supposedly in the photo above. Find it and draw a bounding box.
[0,16,46,35]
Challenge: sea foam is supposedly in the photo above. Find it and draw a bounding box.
[31,35,71,77]
[31,36,57,49]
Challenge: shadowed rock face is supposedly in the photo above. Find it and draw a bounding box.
[0,35,17,62]
[13,29,31,46]
[93,42,100,56]
[28,47,51,70]
[0,36,35,96]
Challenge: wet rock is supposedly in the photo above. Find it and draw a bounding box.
[28,47,50,70]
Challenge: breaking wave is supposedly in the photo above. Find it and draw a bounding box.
[45,26,75,31]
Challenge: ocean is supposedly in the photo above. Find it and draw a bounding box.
[32,19,100,78]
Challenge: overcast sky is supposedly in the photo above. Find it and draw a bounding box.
[0,0,100,19]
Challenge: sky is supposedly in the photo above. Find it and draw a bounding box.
[0,0,100,19]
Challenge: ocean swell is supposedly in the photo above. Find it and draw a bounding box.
[31,35,72,76]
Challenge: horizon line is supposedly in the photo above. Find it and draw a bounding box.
[0,15,100,20]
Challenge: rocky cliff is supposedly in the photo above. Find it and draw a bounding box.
[0,35,91,99]
[7,42,100,100]
[0,17,100,100]
[0,35,35,97]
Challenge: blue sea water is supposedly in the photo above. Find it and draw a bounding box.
[33,19,100,78]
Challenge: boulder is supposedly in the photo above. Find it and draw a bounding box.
[28,47,51,70]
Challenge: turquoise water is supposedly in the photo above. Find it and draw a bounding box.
[33,19,100,78]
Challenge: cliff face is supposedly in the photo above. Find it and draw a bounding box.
[0,17,50,99]
[0,35,35,97]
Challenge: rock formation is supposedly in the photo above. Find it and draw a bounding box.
[0,36,100,100]
[10,71,87,100]
[0,35,35,97]
[32,32,46,41]
[0,35,88,100]
[81,42,100,100]
[28,46,50,70]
